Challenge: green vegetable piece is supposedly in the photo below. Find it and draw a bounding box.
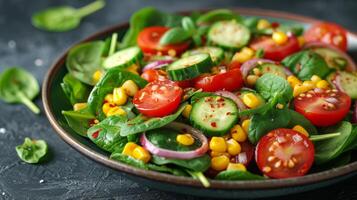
[16,137,48,164]
[181,16,196,35]
[310,132,341,141]
[32,0,105,32]
[277,24,304,36]
[66,41,105,85]
[196,9,242,25]
[60,73,90,105]
[159,27,191,45]
[185,170,210,188]
[108,33,119,56]
[215,170,265,180]
[0,67,40,114]
[152,154,211,172]
[62,109,95,137]
[287,110,318,135]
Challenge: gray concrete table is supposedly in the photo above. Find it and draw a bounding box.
[0,0,356,199]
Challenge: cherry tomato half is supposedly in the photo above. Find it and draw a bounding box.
[255,128,315,179]
[304,22,348,52]
[137,26,190,55]
[133,80,183,117]
[140,69,166,82]
[294,89,351,127]
[194,68,244,92]
[230,141,255,166]
[250,35,300,61]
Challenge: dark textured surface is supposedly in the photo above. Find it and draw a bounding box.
[0,0,356,199]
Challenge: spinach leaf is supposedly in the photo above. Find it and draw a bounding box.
[151,154,211,172]
[60,73,90,105]
[62,109,95,137]
[345,126,357,151]
[66,41,105,85]
[287,110,318,135]
[282,50,331,80]
[16,137,48,164]
[278,24,304,36]
[196,9,242,25]
[215,170,265,180]
[314,152,351,171]
[31,0,105,32]
[119,103,187,136]
[159,27,191,45]
[185,170,210,188]
[0,67,40,114]
[147,164,188,176]
[87,68,147,120]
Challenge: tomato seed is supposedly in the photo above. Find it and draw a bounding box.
[263,166,272,173]
[274,160,282,168]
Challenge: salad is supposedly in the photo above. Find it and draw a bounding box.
[61,7,357,187]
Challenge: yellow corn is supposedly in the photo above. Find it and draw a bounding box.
[211,155,230,171]
[241,47,255,57]
[316,80,330,89]
[233,52,251,63]
[302,80,316,89]
[122,80,139,96]
[298,36,305,47]
[104,94,114,103]
[287,75,302,88]
[73,103,87,111]
[293,84,312,97]
[246,75,259,86]
[168,49,177,57]
[227,163,247,171]
[293,125,309,137]
[272,31,288,45]
[126,64,139,75]
[132,146,151,163]
[230,125,247,142]
[182,104,192,118]
[106,107,126,117]
[92,70,103,84]
[242,93,261,108]
[257,19,271,30]
[176,134,195,146]
[113,87,128,106]
[226,139,241,156]
[252,68,262,76]
[210,151,231,158]
[209,137,227,153]
[122,142,139,157]
[276,103,284,110]
[310,75,322,84]
[102,102,116,115]
[241,119,251,134]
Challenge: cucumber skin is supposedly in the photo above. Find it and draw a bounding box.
[190,95,239,136]
[182,46,224,65]
[329,71,357,99]
[103,47,143,69]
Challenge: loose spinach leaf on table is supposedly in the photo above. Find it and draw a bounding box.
[66,41,105,85]
[0,67,40,114]
[61,73,91,105]
[215,170,265,180]
[196,9,242,25]
[16,137,48,164]
[31,0,105,32]
[62,108,96,137]
[152,154,211,172]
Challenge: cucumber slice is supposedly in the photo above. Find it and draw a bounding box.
[182,46,224,64]
[208,20,250,50]
[335,71,357,99]
[257,63,287,78]
[311,48,348,70]
[167,53,213,81]
[103,46,143,69]
[190,95,239,136]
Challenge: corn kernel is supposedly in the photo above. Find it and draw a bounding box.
[209,137,227,153]
[132,146,151,163]
[293,84,311,97]
[242,93,261,108]
[102,102,116,115]
[122,80,139,96]
[242,119,251,133]
[230,125,247,142]
[226,139,241,156]
[168,49,177,57]
[104,94,114,103]
[106,107,126,117]
[302,81,316,89]
[127,64,139,75]
[182,104,192,118]
[287,75,302,88]
[176,134,195,146]
[310,75,322,84]
[210,151,231,158]
[253,68,262,76]
[73,103,87,111]
[272,31,288,45]
[233,52,251,63]
[113,87,128,106]
[316,80,330,89]
[298,36,305,47]
[246,75,259,86]
[211,155,230,171]
[241,47,255,57]
[276,103,284,109]
[292,125,309,137]
[122,142,139,157]
[227,163,247,171]
[257,19,271,30]
[92,70,103,84]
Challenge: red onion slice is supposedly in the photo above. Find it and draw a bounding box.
[334,72,344,91]
[140,122,208,159]
[215,90,247,111]
[142,60,174,72]
[240,58,274,78]
[352,101,357,124]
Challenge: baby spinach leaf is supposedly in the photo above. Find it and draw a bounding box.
[282,50,331,80]
[61,73,90,105]
[196,9,242,25]
[159,27,191,45]
[215,170,265,180]
[345,126,357,151]
[278,24,304,36]
[31,0,105,32]
[0,67,40,114]
[287,110,318,135]
[181,16,196,35]
[147,164,188,176]
[185,170,210,188]
[151,154,211,172]
[62,108,96,137]
[66,41,105,85]
[310,132,341,141]
[16,137,48,164]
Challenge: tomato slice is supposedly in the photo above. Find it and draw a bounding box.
[304,22,348,52]
[194,68,244,92]
[230,141,255,166]
[294,89,351,127]
[137,26,190,55]
[250,35,300,61]
[256,128,315,179]
[133,80,183,117]
[140,69,167,82]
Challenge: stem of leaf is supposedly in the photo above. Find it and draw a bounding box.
[310,132,341,141]
[108,33,118,56]
[186,170,210,188]
[18,93,40,114]
[76,0,105,18]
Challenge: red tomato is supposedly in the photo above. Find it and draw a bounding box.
[255,128,315,179]
[228,60,241,70]
[133,80,183,117]
[250,35,300,61]
[140,69,168,83]
[194,68,244,92]
[137,26,190,55]
[230,141,255,166]
[176,79,194,88]
[294,89,351,127]
[304,22,348,51]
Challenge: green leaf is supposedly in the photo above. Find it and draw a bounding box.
[181,17,196,35]
[287,110,318,135]
[152,154,211,172]
[60,73,90,105]
[196,9,242,25]
[159,27,191,45]
[310,132,341,141]
[278,24,304,36]
[62,108,95,137]
[16,137,48,164]
[215,170,265,180]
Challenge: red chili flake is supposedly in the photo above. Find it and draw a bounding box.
[92,130,100,139]
[226,112,231,115]
[211,122,217,127]
[217,98,225,102]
